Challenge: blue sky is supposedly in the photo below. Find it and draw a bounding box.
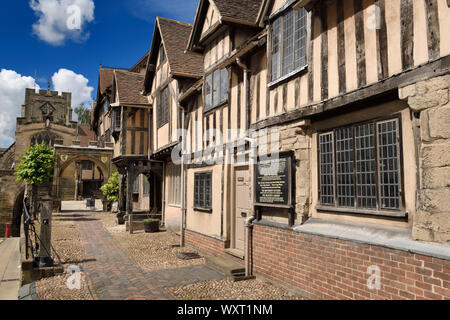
[0,0,197,147]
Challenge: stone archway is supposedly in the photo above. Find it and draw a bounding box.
[11,189,25,237]
[57,155,109,201]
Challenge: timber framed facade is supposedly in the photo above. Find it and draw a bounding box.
[90,0,450,299]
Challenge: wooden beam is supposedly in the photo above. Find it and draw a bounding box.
[251,55,450,130]
[337,0,346,94]
[320,2,328,100]
[376,0,389,80]
[354,0,366,88]
[401,0,414,70]
[425,0,440,61]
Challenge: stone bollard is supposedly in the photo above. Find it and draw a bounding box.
[35,196,54,268]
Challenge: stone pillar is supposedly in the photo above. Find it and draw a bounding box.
[399,74,450,243]
[35,196,54,267]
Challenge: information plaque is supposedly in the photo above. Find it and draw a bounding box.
[254,154,292,207]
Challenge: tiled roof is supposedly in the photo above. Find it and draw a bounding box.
[98,68,115,94]
[214,0,263,25]
[114,70,149,105]
[158,17,203,78]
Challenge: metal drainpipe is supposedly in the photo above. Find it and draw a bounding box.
[236,58,248,132]
[244,137,257,277]
[179,106,186,247]
[237,57,255,277]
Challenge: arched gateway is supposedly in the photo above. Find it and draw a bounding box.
[53,144,114,208]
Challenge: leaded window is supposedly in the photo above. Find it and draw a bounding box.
[271,7,307,82]
[204,68,228,111]
[318,118,402,213]
[194,172,212,210]
[157,86,169,128]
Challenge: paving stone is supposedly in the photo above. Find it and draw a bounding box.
[74,212,225,300]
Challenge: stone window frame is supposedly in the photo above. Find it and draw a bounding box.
[316,114,406,218]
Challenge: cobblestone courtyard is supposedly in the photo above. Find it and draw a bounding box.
[35,206,299,300]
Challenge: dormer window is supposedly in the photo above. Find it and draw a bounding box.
[271,7,307,83]
[204,68,228,111]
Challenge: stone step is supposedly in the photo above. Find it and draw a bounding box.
[205,254,245,277]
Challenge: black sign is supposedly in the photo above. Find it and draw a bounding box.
[255,154,291,207]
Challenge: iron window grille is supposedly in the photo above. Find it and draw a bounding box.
[194,172,212,210]
[157,86,169,128]
[271,7,307,82]
[318,117,403,215]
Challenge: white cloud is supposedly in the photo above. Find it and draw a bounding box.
[0,70,37,148]
[52,68,93,108]
[0,68,93,147]
[30,0,95,46]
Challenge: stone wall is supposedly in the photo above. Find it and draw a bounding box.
[252,119,311,225]
[399,74,450,243]
[0,171,23,236]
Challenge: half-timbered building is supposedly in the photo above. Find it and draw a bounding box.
[176,0,450,299]
[142,17,203,233]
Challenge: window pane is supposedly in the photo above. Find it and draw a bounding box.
[295,8,307,69]
[283,10,294,76]
[272,18,281,81]
[213,69,221,106]
[319,133,334,205]
[336,127,355,207]
[205,74,212,110]
[378,119,400,209]
[355,123,377,209]
[220,68,228,103]
[205,173,211,208]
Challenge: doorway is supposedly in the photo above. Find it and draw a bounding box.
[232,166,251,252]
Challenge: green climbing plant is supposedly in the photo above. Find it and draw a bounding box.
[15,144,57,185]
[100,171,120,202]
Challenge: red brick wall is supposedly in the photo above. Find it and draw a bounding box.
[185,229,228,256]
[252,224,450,300]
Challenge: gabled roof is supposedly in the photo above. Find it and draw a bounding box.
[215,0,264,25]
[144,17,203,94]
[129,51,150,73]
[187,0,264,51]
[98,67,115,95]
[113,70,149,105]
